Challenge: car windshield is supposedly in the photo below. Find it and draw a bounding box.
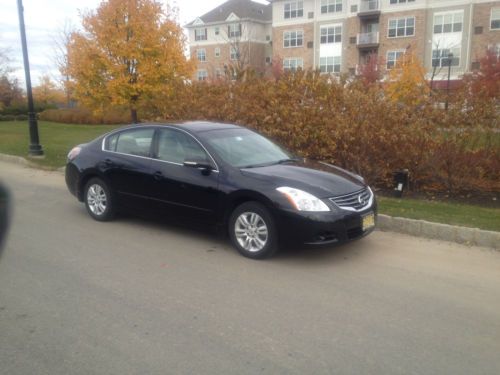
[204,128,293,168]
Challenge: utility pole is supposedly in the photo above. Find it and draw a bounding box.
[445,53,453,112]
[17,0,44,157]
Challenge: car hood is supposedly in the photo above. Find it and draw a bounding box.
[240,160,366,198]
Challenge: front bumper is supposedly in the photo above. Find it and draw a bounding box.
[275,203,377,246]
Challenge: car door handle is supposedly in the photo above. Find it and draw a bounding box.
[153,171,163,181]
[103,158,114,167]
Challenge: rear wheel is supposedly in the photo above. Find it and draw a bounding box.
[229,202,278,259]
[84,178,115,221]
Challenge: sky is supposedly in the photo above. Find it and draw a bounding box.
[0,0,268,86]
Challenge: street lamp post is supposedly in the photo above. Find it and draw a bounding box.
[445,52,453,112]
[16,0,44,157]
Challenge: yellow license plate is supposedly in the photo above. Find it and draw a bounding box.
[362,213,375,231]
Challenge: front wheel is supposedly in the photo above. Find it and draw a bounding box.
[229,202,278,259]
[84,177,115,221]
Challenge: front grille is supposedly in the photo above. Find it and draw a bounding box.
[329,188,372,212]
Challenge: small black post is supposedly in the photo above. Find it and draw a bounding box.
[17,0,44,157]
[445,53,453,112]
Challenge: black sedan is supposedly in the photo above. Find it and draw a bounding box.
[66,122,376,259]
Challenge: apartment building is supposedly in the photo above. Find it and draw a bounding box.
[187,0,500,81]
[185,0,273,81]
[271,0,500,80]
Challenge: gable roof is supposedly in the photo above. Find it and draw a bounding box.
[185,0,271,27]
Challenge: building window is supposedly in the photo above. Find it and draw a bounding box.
[197,49,206,62]
[321,0,342,14]
[197,70,208,81]
[215,69,223,79]
[230,46,239,61]
[390,0,415,4]
[388,17,415,38]
[488,43,500,59]
[386,50,405,69]
[284,1,303,19]
[215,27,220,35]
[432,47,461,67]
[214,47,220,58]
[283,30,303,48]
[228,23,241,38]
[283,58,303,71]
[491,8,500,30]
[319,56,341,73]
[320,25,342,44]
[434,12,463,34]
[195,28,207,41]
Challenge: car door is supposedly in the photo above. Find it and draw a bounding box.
[101,127,155,209]
[148,128,220,221]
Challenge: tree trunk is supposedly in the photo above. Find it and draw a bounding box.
[131,108,138,124]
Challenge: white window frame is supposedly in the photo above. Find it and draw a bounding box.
[195,28,207,41]
[386,50,405,69]
[431,46,461,68]
[283,30,304,48]
[197,49,206,62]
[215,47,221,58]
[388,16,415,38]
[491,8,500,30]
[228,23,241,38]
[320,0,342,14]
[433,11,463,34]
[283,58,304,71]
[215,68,223,79]
[320,25,342,44]
[215,27,220,36]
[319,56,341,73]
[284,1,304,19]
[230,46,239,61]
[389,0,416,4]
[197,70,208,81]
[488,43,500,59]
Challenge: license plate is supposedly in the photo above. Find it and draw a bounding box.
[362,213,375,231]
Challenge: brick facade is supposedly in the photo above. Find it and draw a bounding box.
[191,42,269,80]
[470,2,500,68]
[272,23,315,70]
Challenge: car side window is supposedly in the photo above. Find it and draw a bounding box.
[156,129,210,165]
[107,129,154,157]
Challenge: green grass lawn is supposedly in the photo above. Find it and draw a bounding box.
[1,120,498,232]
[378,196,500,232]
[0,121,122,168]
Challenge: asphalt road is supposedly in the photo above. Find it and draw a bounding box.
[1,160,499,375]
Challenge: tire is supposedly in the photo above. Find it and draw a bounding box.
[84,177,115,221]
[229,202,278,259]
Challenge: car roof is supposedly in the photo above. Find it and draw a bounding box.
[139,121,243,134]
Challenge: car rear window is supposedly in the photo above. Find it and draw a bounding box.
[105,129,154,157]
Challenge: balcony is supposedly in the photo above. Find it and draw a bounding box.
[358,0,381,17]
[356,32,380,48]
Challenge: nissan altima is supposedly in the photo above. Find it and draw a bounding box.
[65,122,376,259]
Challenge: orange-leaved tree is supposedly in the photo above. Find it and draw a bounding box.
[67,0,193,123]
[385,51,429,106]
[33,75,65,106]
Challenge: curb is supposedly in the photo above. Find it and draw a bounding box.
[0,153,31,167]
[1,153,498,250]
[377,214,499,250]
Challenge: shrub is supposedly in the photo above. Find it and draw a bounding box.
[39,107,131,125]
[147,70,498,196]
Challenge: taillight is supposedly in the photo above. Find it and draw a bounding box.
[67,146,82,161]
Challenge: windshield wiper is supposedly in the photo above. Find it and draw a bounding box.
[240,158,300,169]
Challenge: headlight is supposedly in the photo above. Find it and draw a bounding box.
[276,187,330,212]
[67,146,81,161]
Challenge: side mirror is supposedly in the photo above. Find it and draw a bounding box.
[183,160,214,171]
